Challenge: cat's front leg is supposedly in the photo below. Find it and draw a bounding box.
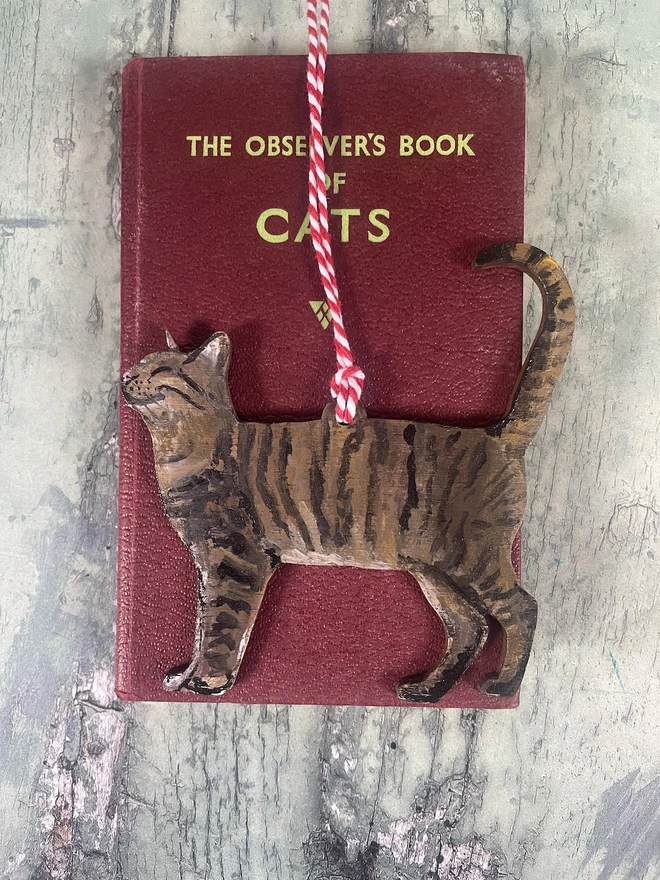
[164,549,279,696]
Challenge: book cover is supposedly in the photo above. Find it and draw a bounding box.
[119,53,525,706]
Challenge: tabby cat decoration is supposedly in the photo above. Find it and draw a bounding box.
[122,243,574,703]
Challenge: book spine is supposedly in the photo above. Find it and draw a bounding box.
[116,58,145,700]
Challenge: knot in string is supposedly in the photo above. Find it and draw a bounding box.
[331,364,366,423]
[306,0,365,425]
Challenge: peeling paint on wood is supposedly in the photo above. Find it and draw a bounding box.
[37,671,129,880]
[372,0,430,52]
[1,1,660,879]
[304,707,506,879]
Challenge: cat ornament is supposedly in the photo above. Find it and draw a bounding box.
[122,243,574,703]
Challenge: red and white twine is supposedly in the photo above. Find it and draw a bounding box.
[306,0,365,425]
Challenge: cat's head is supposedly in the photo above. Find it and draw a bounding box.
[122,331,235,425]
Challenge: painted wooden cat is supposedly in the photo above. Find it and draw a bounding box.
[122,243,574,702]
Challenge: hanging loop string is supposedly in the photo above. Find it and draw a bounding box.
[306,0,365,425]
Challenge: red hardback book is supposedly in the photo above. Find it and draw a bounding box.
[119,53,525,706]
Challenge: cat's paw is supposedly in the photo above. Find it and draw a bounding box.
[397,675,446,704]
[163,664,236,696]
[163,664,193,692]
[185,673,236,696]
[479,673,520,698]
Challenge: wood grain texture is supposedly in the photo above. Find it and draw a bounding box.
[0,1,658,879]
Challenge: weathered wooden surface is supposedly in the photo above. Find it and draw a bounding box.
[0,1,658,878]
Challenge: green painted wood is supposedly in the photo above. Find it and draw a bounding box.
[1,1,659,878]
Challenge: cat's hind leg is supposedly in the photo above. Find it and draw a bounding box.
[463,552,537,697]
[164,549,279,696]
[397,566,488,703]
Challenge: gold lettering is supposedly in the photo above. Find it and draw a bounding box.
[333,172,347,194]
[372,134,386,156]
[220,135,231,156]
[416,135,435,156]
[294,212,311,242]
[245,136,266,156]
[187,135,202,156]
[331,208,360,242]
[256,208,288,243]
[296,135,308,156]
[268,135,281,156]
[399,135,413,156]
[436,135,455,156]
[203,135,218,157]
[354,135,368,156]
[323,135,340,156]
[457,133,475,155]
[340,134,352,157]
[368,209,390,243]
[281,135,294,157]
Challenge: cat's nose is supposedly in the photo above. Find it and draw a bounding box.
[121,374,140,404]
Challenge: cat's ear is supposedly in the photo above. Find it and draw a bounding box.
[191,332,232,374]
[182,332,232,370]
[183,332,236,416]
[165,330,180,351]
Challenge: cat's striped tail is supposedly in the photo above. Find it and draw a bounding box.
[473,243,575,450]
